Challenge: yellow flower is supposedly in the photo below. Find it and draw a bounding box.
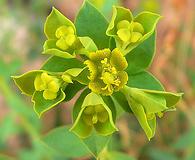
[34,72,60,100]
[85,48,128,95]
[55,25,76,50]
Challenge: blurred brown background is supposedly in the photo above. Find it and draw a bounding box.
[0,0,195,159]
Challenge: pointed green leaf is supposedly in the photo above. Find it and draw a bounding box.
[77,37,98,57]
[41,56,84,72]
[73,68,90,85]
[126,32,156,75]
[134,11,161,37]
[139,89,183,108]
[75,1,110,49]
[32,89,65,117]
[43,39,75,58]
[111,91,132,115]
[65,68,85,77]
[125,95,156,140]
[121,86,182,139]
[42,126,89,158]
[64,81,85,102]
[128,71,164,91]
[12,70,42,96]
[44,7,75,39]
[128,87,167,113]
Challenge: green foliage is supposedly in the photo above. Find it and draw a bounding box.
[75,1,110,49]
[42,126,89,158]
[12,0,183,159]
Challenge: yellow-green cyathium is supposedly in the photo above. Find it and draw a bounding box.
[71,92,118,138]
[106,6,162,54]
[34,72,61,100]
[84,48,128,95]
[43,7,77,58]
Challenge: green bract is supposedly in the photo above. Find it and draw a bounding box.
[12,1,183,156]
[43,7,77,58]
[71,90,117,138]
[106,6,162,55]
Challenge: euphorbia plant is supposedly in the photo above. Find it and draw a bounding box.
[12,1,182,158]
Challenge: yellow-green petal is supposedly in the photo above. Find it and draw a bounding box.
[55,26,68,38]
[132,22,144,34]
[117,20,131,29]
[130,32,143,43]
[84,60,97,81]
[110,48,128,71]
[65,34,76,46]
[43,90,58,100]
[117,28,131,42]
[47,80,60,93]
[56,38,69,50]
[34,74,45,91]
[89,48,111,61]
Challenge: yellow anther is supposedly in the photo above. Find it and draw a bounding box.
[83,105,109,126]
[111,67,117,74]
[92,114,98,124]
[101,58,108,64]
[102,84,113,93]
[113,79,121,86]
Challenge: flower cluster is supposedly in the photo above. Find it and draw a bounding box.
[13,2,182,141]
[85,48,128,95]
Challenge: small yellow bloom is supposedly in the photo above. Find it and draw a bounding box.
[85,48,128,95]
[55,25,76,50]
[34,72,60,100]
[116,20,145,44]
